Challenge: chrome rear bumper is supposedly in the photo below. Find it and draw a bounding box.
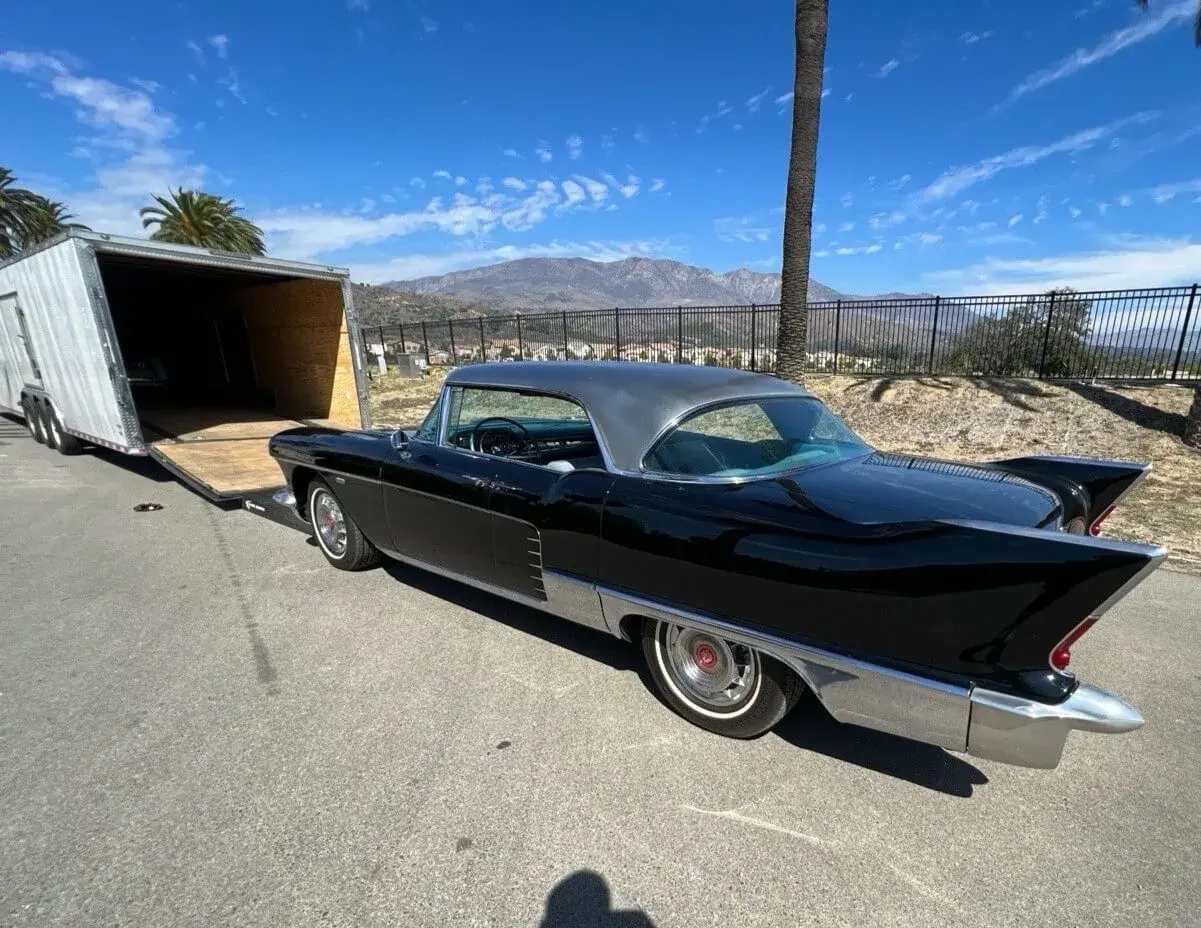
[966,683,1144,769]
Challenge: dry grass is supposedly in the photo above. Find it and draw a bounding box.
[367,367,1201,573]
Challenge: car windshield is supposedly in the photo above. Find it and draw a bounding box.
[643,397,870,478]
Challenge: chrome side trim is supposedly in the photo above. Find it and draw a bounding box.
[966,683,1144,770]
[596,587,971,752]
[378,546,609,633]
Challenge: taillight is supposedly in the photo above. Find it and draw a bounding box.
[1051,618,1097,670]
[1089,504,1115,536]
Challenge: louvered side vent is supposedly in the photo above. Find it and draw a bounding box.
[528,531,547,600]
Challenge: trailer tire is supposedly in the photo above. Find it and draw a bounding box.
[307,478,381,571]
[48,408,83,455]
[24,400,47,445]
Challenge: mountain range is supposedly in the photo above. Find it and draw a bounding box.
[386,256,855,310]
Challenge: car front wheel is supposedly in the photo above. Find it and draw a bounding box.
[307,478,381,571]
[641,618,805,739]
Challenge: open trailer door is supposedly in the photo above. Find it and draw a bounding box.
[84,235,369,502]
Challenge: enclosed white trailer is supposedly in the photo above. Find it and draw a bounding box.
[0,231,371,502]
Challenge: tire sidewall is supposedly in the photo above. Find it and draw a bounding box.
[642,619,799,739]
[308,483,348,562]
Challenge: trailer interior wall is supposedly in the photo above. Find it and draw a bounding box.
[97,253,361,497]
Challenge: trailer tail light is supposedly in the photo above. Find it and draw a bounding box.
[1089,505,1115,536]
[1051,618,1097,670]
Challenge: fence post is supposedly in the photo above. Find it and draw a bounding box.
[614,307,621,361]
[833,300,842,374]
[1171,283,1198,381]
[420,321,431,367]
[677,306,683,363]
[927,296,941,375]
[398,322,406,355]
[478,316,487,361]
[750,304,757,372]
[1038,290,1058,379]
[448,320,457,363]
[562,311,569,359]
[515,313,523,361]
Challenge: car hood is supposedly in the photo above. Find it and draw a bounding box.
[789,451,1064,528]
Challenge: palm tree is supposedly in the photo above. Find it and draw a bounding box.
[16,195,88,249]
[774,0,828,384]
[1,167,89,257]
[139,189,266,255]
[1,166,39,258]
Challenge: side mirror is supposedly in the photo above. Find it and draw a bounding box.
[390,429,409,450]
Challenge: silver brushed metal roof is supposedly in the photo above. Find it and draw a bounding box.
[445,361,813,472]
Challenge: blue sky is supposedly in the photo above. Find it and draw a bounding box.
[3,0,1200,294]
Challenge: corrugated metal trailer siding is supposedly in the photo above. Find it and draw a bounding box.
[0,239,136,448]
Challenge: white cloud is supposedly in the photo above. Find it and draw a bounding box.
[633,126,650,144]
[649,178,665,193]
[0,51,206,235]
[1008,213,1024,227]
[1147,179,1201,203]
[917,233,942,245]
[1033,194,1049,224]
[616,174,639,198]
[1069,206,1083,218]
[566,135,583,160]
[347,0,369,9]
[502,176,527,191]
[185,39,204,63]
[839,221,855,232]
[454,175,467,186]
[1118,193,1135,206]
[961,30,993,44]
[695,115,710,134]
[714,214,773,243]
[715,100,732,116]
[916,112,1156,202]
[840,193,853,208]
[421,16,439,32]
[601,132,615,150]
[868,210,906,230]
[775,91,794,105]
[535,143,553,162]
[746,87,771,113]
[821,88,831,99]
[208,35,229,59]
[877,58,899,78]
[432,169,453,181]
[1003,1,1194,105]
[833,244,884,256]
[347,239,675,284]
[560,180,586,208]
[410,176,426,187]
[926,236,1201,295]
[573,175,609,202]
[502,148,522,159]
[1098,202,1110,215]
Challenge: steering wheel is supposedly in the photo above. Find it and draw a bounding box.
[470,416,530,456]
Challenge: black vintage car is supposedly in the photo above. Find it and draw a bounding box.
[267,362,1160,769]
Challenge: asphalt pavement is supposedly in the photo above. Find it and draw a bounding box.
[2,413,1199,928]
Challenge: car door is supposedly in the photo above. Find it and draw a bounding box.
[381,388,497,579]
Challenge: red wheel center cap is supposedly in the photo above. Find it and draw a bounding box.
[695,643,719,670]
[324,514,336,531]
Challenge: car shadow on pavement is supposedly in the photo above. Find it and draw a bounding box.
[774,700,989,798]
[538,870,656,927]
[379,561,643,673]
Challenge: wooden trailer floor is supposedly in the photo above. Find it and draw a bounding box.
[139,407,341,499]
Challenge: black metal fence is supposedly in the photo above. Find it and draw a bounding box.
[359,284,1201,381]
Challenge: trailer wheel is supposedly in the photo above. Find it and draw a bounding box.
[24,400,47,445]
[48,408,83,456]
[307,478,381,571]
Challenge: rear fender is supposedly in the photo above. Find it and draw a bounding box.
[990,455,1150,530]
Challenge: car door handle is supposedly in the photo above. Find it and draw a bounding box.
[490,481,522,493]
[467,475,491,487]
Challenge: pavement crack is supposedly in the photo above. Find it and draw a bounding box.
[205,507,280,696]
[680,804,823,845]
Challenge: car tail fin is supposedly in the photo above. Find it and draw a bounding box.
[989,455,1150,533]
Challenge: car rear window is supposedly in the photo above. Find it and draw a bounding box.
[643,397,869,478]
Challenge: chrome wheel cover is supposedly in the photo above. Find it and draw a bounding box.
[312,489,348,557]
[661,624,759,710]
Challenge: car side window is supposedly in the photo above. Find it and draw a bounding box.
[413,392,444,442]
[441,386,605,470]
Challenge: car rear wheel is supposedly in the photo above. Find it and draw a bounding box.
[641,618,805,739]
[307,478,381,571]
